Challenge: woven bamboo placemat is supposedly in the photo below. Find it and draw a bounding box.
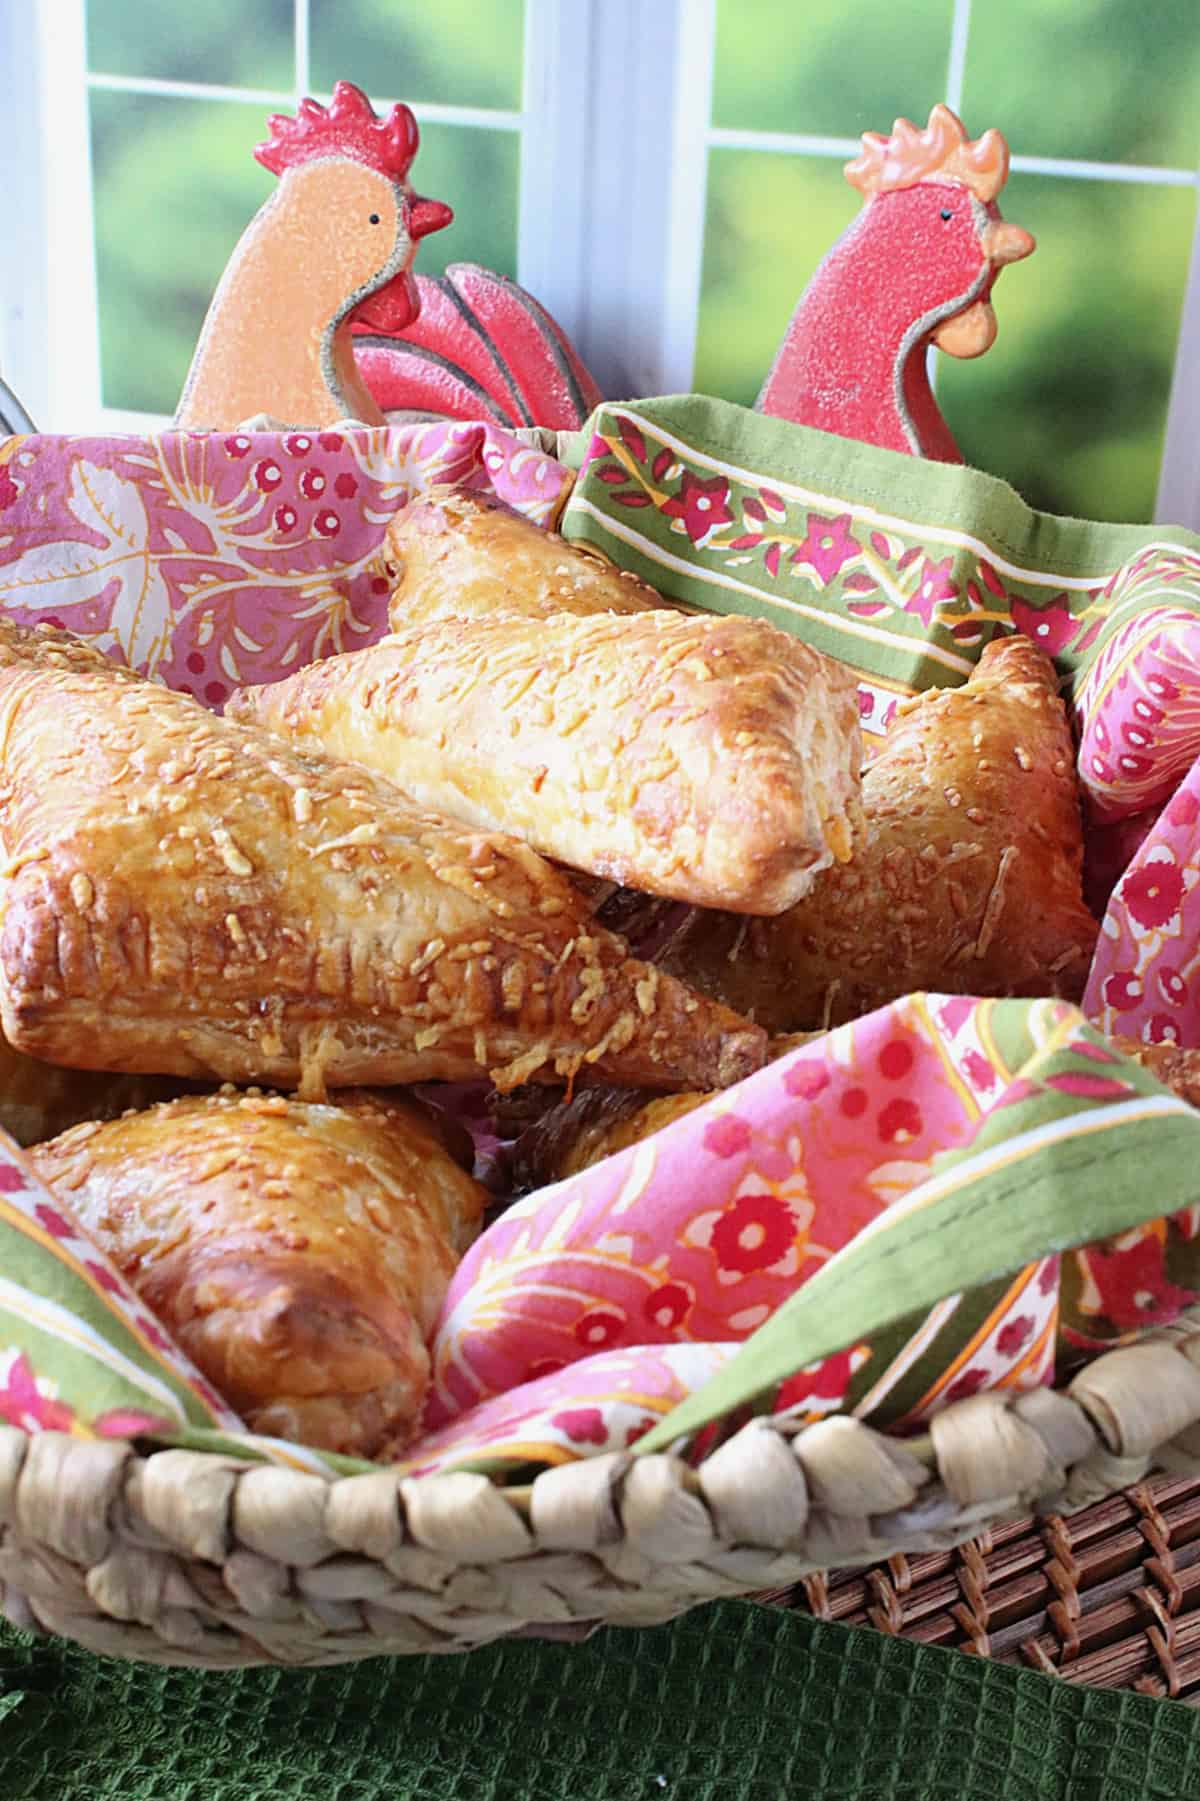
[770,1473,1200,1701]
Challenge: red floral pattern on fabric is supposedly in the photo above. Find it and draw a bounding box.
[792,512,859,583]
[0,424,574,703]
[661,472,734,546]
[944,1367,988,1403]
[995,1315,1035,1356]
[0,1353,75,1433]
[774,1345,871,1419]
[1012,595,1077,656]
[877,1098,923,1144]
[1123,858,1184,930]
[1073,1232,1198,1331]
[34,1203,73,1237]
[644,1283,692,1330]
[905,556,958,627]
[550,1407,608,1446]
[711,1194,796,1275]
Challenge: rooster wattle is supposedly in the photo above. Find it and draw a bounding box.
[175,82,453,429]
[756,105,1035,463]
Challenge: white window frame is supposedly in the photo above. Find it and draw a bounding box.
[3,0,1200,528]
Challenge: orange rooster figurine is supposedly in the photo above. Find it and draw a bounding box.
[756,105,1034,462]
[175,82,453,429]
[174,80,603,433]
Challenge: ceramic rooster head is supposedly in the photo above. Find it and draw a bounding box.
[757,104,1035,463]
[175,81,452,429]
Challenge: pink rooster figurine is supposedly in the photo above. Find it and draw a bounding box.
[757,105,1035,462]
[356,263,604,431]
[175,83,453,429]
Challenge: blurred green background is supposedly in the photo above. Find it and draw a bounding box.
[700,0,1200,523]
[86,0,1199,523]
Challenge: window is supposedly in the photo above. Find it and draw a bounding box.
[694,0,1200,523]
[88,0,526,419]
[3,0,1200,529]
[1,0,543,430]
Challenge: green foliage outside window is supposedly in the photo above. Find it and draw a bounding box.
[85,0,1199,525]
[701,0,1200,522]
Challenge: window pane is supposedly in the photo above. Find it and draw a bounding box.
[90,92,273,413]
[712,0,955,139]
[936,176,1196,523]
[86,0,295,91]
[960,0,1200,169]
[90,91,519,415]
[310,0,525,112]
[396,123,519,280]
[694,154,1194,525]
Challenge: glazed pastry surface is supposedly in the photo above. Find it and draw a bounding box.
[653,635,1099,1031]
[384,486,668,625]
[231,607,863,914]
[0,620,764,1094]
[32,1089,486,1457]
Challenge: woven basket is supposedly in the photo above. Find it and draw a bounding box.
[5,413,1200,1690]
[4,1308,1200,1669]
[780,1468,1200,1701]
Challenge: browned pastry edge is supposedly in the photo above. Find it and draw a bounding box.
[1110,1037,1200,1108]
[0,618,766,1097]
[383,484,670,626]
[649,634,1099,1032]
[31,1088,488,1458]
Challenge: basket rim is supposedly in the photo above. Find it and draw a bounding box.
[3,1304,1200,1668]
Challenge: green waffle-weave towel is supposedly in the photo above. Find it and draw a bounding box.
[2,1605,1199,1800]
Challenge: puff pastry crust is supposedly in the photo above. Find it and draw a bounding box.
[230,608,863,914]
[1112,1037,1200,1106]
[649,635,1099,1031]
[31,1089,486,1456]
[384,485,668,626]
[0,621,764,1094]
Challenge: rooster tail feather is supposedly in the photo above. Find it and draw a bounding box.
[352,263,604,430]
[351,337,514,428]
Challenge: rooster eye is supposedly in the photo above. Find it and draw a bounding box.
[369,213,381,225]
[939,208,952,222]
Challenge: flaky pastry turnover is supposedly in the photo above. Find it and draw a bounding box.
[650,634,1099,1031]
[32,1089,486,1457]
[0,620,764,1094]
[230,608,863,913]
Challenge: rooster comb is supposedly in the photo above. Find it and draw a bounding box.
[255,80,420,182]
[845,104,1010,204]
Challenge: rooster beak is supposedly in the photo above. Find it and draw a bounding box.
[982,220,1035,267]
[409,196,454,241]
